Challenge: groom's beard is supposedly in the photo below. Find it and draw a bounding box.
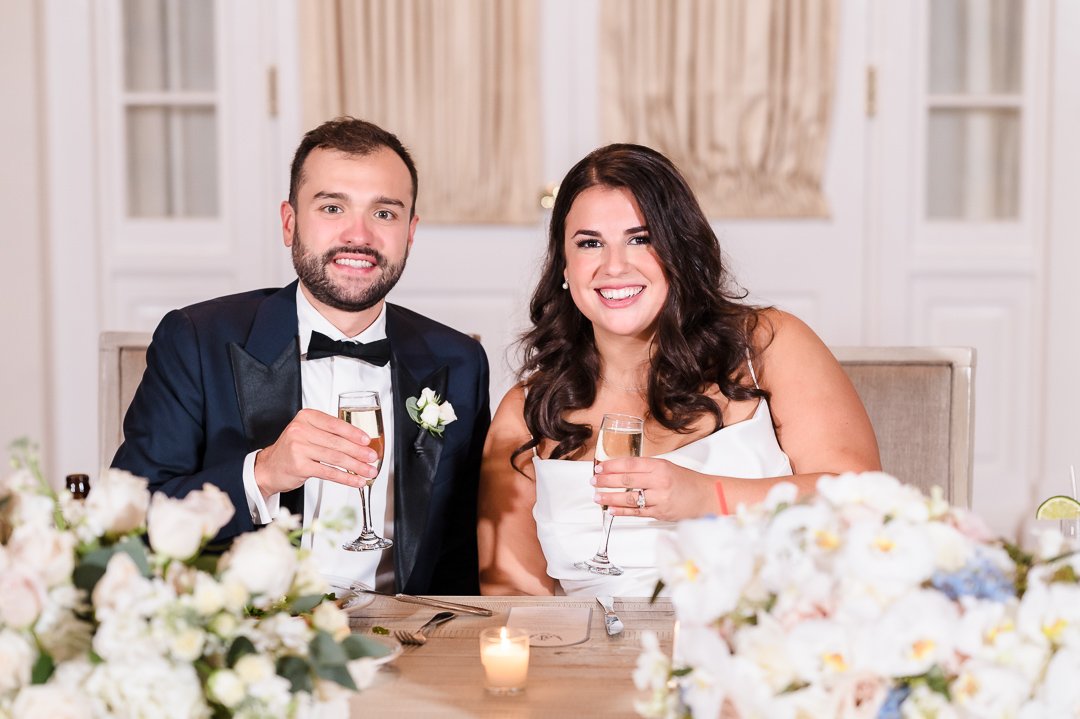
[291,229,408,312]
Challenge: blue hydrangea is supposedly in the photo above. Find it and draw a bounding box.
[930,552,1015,602]
[877,685,911,719]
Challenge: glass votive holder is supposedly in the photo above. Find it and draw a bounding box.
[479,626,530,695]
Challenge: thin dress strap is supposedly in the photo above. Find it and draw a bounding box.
[746,352,760,389]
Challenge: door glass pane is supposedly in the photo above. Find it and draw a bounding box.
[123,0,216,92]
[926,109,1019,220]
[123,0,167,91]
[126,106,219,218]
[928,0,1022,94]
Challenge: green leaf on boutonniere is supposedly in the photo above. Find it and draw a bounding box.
[406,396,421,424]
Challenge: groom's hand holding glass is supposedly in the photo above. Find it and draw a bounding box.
[592,457,728,521]
[253,408,380,500]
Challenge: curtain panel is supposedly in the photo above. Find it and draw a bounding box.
[600,0,838,218]
[299,0,540,224]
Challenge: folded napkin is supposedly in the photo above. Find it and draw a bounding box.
[507,606,592,647]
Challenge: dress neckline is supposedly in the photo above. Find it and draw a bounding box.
[533,398,768,464]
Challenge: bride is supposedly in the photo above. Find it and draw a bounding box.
[477,144,881,596]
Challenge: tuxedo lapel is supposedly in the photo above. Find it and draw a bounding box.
[386,305,448,591]
[227,282,304,515]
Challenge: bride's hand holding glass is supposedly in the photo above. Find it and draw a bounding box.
[593,457,728,521]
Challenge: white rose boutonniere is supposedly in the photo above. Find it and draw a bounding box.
[406,388,457,437]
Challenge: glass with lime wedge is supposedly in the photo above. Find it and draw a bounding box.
[1035,495,1080,539]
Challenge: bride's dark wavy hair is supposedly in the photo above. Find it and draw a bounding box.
[513,143,770,464]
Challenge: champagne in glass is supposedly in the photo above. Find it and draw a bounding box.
[339,390,392,551]
[574,413,644,576]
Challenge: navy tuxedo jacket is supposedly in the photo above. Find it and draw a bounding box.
[112,282,491,594]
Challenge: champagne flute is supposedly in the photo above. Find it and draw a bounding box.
[574,413,644,575]
[338,390,392,551]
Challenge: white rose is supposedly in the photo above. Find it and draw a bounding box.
[8,523,76,587]
[0,567,46,629]
[192,573,226,616]
[417,387,439,408]
[12,684,92,719]
[147,484,235,560]
[235,653,276,685]
[208,669,245,708]
[419,402,441,428]
[91,551,154,620]
[84,658,207,719]
[92,611,155,662]
[84,469,150,536]
[312,602,350,641]
[220,526,297,606]
[0,629,35,693]
[12,492,56,528]
[221,577,251,613]
[209,611,239,638]
[254,613,311,653]
[438,401,457,425]
[169,626,206,662]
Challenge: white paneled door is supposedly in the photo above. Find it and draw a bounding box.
[45,0,298,476]
[871,0,1050,536]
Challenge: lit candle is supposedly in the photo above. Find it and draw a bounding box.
[479,626,530,694]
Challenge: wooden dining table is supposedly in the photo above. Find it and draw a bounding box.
[346,595,676,717]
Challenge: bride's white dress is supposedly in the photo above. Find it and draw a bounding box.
[532,399,792,596]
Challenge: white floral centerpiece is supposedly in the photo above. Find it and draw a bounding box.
[635,472,1080,718]
[0,440,385,718]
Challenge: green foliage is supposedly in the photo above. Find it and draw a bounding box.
[30,652,55,685]
[72,536,151,595]
[309,631,356,691]
[276,655,314,694]
[289,593,332,614]
[226,636,257,667]
[342,634,391,660]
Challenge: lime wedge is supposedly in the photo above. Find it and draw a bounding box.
[1036,495,1080,520]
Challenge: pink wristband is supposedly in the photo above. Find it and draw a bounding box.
[715,480,729,515]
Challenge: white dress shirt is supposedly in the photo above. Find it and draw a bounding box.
[242,287,395,591]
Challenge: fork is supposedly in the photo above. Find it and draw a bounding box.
[394,610,456,646]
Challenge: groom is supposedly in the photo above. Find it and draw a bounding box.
[112,117,490,595]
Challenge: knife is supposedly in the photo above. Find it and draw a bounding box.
[597,596,624,636]
[349,585,494,617]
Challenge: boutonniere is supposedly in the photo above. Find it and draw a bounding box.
[406,388,457,437]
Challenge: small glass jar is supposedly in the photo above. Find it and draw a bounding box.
[65,473,90,500]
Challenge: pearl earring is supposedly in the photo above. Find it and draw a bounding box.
[561,280,569,290]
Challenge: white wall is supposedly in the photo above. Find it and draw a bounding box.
[0,0,48,470]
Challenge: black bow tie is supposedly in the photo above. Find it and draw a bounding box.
[305,330,391,366]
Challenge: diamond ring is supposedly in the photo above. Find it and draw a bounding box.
[636,489,646,509]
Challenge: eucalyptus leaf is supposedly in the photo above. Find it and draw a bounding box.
[276,655,314,694]
[226,636,257,667]
[31,652,55,684]
[290,593,327,614]
[342,634,391,660]
[309,631,356,690]
[73,537,150,595]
